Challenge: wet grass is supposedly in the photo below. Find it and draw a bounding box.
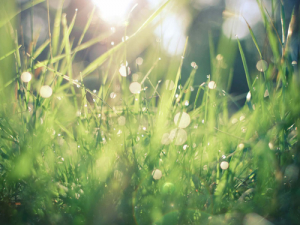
[0,0,300,224]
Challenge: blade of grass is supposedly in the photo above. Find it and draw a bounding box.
[52,0,65,56]
[237,38,251,91]
[0,45,21,61]
[33,39,50,59]
[280,2,286,45]
[243,18,262,59]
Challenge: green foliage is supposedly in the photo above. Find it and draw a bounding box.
[0,1,300,225]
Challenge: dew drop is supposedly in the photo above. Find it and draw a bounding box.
[110,92,116,99]
[246,91,251,102]
[119,65,131,77]
[40,85,53,98]
[220,161,229,170]
[208,81,216,89]
[136,57,143,65]
[256,60,268,72]
[152,169,162,180]
[21,72,32,83]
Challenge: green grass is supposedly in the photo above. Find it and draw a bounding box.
[0,1,300,225]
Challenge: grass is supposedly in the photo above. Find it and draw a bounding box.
[0,0,300,225]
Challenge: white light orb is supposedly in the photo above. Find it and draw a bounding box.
[129,82,141,94]
[174,112,191,128]
[238,143,245,150]
[40,85,53,98]
[220,161,229,170]
[246,91,251,102]
[119,65,131,77]
[169,128,188,146]
[256,60,268,72]
[110,92,117,99]
[136,57,143,65]
[21,72,32,83]
[208,81,217,89]
[152,169,162,180]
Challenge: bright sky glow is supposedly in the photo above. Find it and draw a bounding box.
[92,0,135,24]
[154,12,190,55]
[222,0,270,39]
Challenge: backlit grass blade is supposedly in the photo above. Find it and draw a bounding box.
[280,2,286,45]
[237,38,251,91]
[133,0,170,35]
[243,18,262,59]
[58,9,78,54]
[72,32,111,53]
[284,7,295,56]
[34,54,66,69]
[171,37,189,103]
[52,0,65,56]
[33,39,50,59]
[77,7,95,47]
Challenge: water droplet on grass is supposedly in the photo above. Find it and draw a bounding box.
[21,72,32,83]
[110,92,116,99]
[246,91,251,102]
[208,81,216,89]
[220,161,229,170]
[136,57,143,65]
[152,169,162,180]
[256,60,268,72]
[119,65,131,77]
[40,85,53,98]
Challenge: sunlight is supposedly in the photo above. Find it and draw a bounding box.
[92,0,135,24]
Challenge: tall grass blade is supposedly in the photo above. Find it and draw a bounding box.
[237,38,251,91]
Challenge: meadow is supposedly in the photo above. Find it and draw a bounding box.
[0,0,299,224]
